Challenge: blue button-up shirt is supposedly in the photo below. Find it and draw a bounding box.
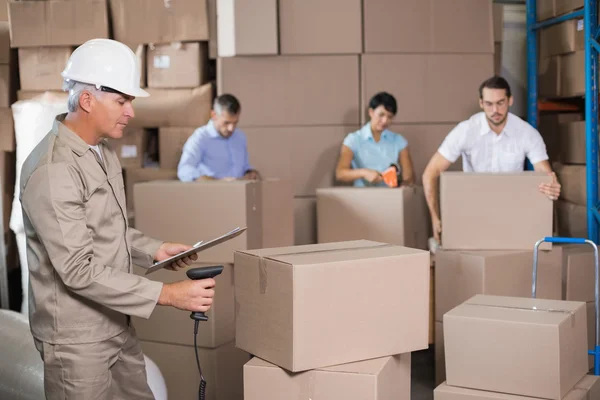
[177,120,253,182]
[343,123,408,187]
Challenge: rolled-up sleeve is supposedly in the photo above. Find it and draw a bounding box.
[22,163,163,319]
[127,227,163,269]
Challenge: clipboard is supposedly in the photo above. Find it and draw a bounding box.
[145,227,247,275]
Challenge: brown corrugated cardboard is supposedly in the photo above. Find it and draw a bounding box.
[540,19,584,59]
[134,180,294,263]
[18,47,72,91]
[244,125,352,196]
[8,0,109,48]
[0,22,9,63]
[123,167,177,213]
[562,51,585,97]
[158,127,195,169]
[539,56,560,98]
[557,0,584,16]
[128,84,213,128]
[539,113,583,162]
[555,163,586,205]
[560,121,586,164]
[444,295,588,400]
[0,0,6,21]
[234,240,430,372]
[0,108,14,152]
[435,249,562,322]
[561,246,595,302]
[494,4,504,42]
[316,186,429,250]
[435,322,445,386]
[140,341,249,400]
[133,264,234,347]
[217,56,360,126]
[208,0,217,59]
[440,172,553,250]
[105,129,147,168]
[217,0,277,57]
[294,197,316,245]
[361,54,493,123]
[279,0,361,54]
[558,200,587,238]
[364,0,493,54]
[109,0,208,46]
[244,354,411,400]
[147,42,208,89]
[537,0,555,21]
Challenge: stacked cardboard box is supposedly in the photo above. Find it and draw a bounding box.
[235,240,429,399]
[436,294,598,400]
[494,4,505,75]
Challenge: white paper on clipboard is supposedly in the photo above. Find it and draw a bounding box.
[145,227,247,275]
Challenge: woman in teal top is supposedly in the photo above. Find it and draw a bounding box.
[335,92,415,187]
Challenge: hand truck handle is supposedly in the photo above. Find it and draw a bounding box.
[541,236,587,244]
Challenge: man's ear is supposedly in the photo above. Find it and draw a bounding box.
[479,98,484,110]
[508,96,514,107]
[79,91,94,113]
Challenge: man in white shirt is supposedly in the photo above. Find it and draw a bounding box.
[422,76,561,243]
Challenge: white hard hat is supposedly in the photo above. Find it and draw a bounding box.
[61,38,149,98]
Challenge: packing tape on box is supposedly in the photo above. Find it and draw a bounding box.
[466,302,578,327]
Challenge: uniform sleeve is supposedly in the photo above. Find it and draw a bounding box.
[127,227,164,269]
[22,163,163,319]
[342,132,358,153]
[438,122,468,163]
[525,128,550,165]
[177,129,214,182]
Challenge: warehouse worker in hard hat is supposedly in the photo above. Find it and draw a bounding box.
[422,76,561,244]
[19,38,216,399]
[336,91,415,187]
[177,93,261,182]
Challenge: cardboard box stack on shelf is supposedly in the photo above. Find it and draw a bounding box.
[494,3,505,75]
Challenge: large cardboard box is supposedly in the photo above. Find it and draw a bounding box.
[435,249,562,322]
[134,180,294,263]
[140,341,248,400]
[364,0,493,54]
[539,56,560,98]
[106,128,147,168]
[555,163,586,205]
[244,354,411,400]
[562,51,585,97]
[440,172,553,250]
[540,19,584,59]
[244,125,352,196]
[133,264,234,347]
[561,245,595,302]
[217,56,360,127]
[234,240,430,372]
[294,197,316,245]
[560,120,585,164]
[0,0,6,20]
[444,295,588,400]
[558,200,587,238]
[494,4,504,43]
[0,22,9,63]
[147,42,208,89]
[361,54,493,123]
[109,0,208,46]
[217,0,277,57]
[279,0,361,54]
[158,127,195,170]
[123,167,177,213]
[128,84,213,128]
[539,112,583,162]
[18,47,72,91]
[208,0,217,59]
[0,108,14,152]
[8,0,108,48]
[537,0,555,21]
[316,187,429,250]
[557,0,585,16]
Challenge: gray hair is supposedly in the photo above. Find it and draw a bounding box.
[62,80,100,112]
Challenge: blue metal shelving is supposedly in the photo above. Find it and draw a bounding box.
[526,0,599,244]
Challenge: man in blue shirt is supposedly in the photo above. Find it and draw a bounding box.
[177,94,260,182]
[335,92,415,187]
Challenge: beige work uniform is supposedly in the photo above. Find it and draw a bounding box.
[20,114,165,399]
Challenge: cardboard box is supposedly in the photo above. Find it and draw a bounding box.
[208,0,217,59]
[140,341,249,400]
[279,0,361,54]
[539,56,560,98]
[106,128,147,168]
[129,84,213,128]
[123,167,177,213]
[0,108,14,152]
[495,42,502,75]
[244,125,352,196]
[0,0,6,21]
[109,0,208,46]
[444,295,588,400]
[8,0,109,48]
[435,322,445,386]
[0,64,8,108]
[361,54,493,123]
[364,0,493,54]
[217,0,277,57]
[557,0,584,16]
[134,180,294,263]
[294,197,316,245]
[434,375,600,400]
[560,121,586,164]
[18,47,72,91]
[429,264,435,344]
[537,0,555,21]
[133,45,146,88]
[587,302,596,369]
[0,22,9,63]
[244,354,411,400]
[557,200,587,238]
[435,249,562,322]
[555,163,586,205]
[133,263,234,347]
[540,19,584,59]
[539,113,583,162]
[147,42,208,89]
[562,51,585,97]
[316,186,429,250]
[234,240,430,372]
[158,127,195,169]
[494,4,504,42]
[217,56,360,126]
[440,172,553,250]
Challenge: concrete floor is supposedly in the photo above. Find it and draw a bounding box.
[411,346,435,400]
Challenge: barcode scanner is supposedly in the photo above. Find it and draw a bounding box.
[185,265,224,400]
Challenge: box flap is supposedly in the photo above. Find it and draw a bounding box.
[246,356,389,375]
[269,245,426,266]
[236,240,381,258]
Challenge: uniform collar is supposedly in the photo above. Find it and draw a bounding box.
[207,119,236,139]
[479,112,514,137]
[52,113,102,157]
[360,123,391,141]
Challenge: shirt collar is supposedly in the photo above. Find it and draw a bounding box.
[52,113,99,157]
[479,112,513,137]
[360,123,391,141]
[206,119,236,139]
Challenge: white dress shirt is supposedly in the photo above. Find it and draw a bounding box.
[438,112,549,172]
